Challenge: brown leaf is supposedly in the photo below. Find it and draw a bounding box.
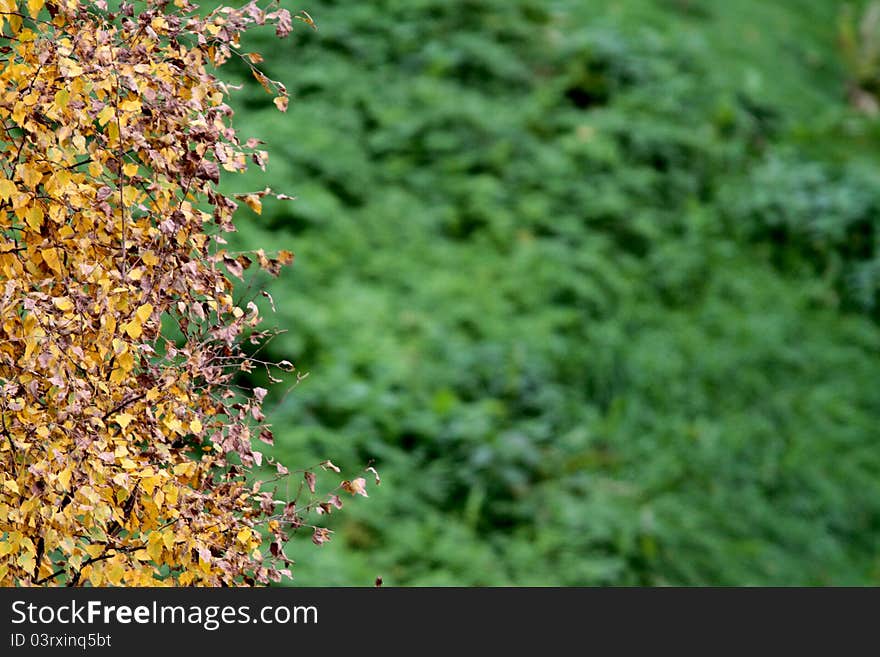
[252,69,273,94]
[342,477,369,498]
[259,427,274,445]
[197,160,220,183]
[311,527,331,545]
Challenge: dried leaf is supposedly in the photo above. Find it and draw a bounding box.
[342,477,369,498]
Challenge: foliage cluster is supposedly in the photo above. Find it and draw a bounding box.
[0,0,374,587]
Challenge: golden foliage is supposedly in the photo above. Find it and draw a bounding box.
[0,0,370,587]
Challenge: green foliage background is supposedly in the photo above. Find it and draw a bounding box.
[219,0,880,585]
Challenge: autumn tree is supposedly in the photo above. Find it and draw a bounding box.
[0,0,372,586]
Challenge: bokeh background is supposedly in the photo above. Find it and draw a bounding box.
[218,0,880,585]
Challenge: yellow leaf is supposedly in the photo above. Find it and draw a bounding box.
[146,535,163,563]
[242,194,262,214]
[11,100,23,124]
[142,251,159,266]
[42,247,63,275]
[115,413,135,430]
[123,162,139,177]
[119,98,141,113]
[84,544,104,559]
[49,204,65,224]
[17,164,42,188]
[122,185,139,206]
[3,479,19,494]
[199,557,212,574]
[59,57,82,77]
[97,105,115,126]
[87,566,103,587]
[123,319,142,339]
[58,468,72,490]
[135,303,153,324]
[28,0,46,18]
[53,87,69,111]
[23,337,37,361]
[0,179,17,201]
[44,170,71,196]
[141,476,159,495]
[53,297,73,312]
[25,206,43,231]
[6,12,21,35]
[117,350,134,372]
[189,418,202,434]
[17,552,34,573]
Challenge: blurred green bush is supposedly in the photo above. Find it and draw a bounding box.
[216,0,880,584]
